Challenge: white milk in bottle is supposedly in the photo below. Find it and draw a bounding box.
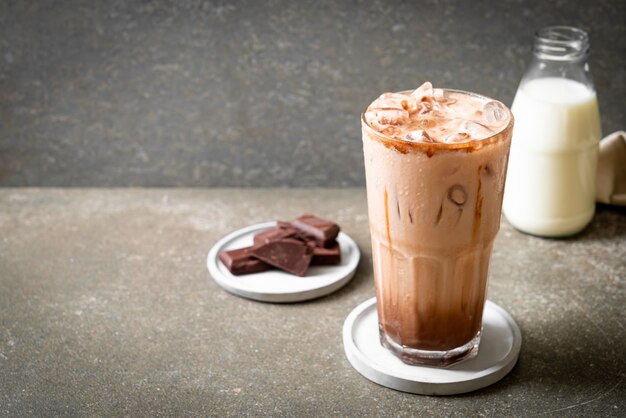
[503,27,601,237]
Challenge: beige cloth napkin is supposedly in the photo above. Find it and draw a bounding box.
[596,131,626,206]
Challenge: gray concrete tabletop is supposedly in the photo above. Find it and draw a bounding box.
[0,188,624,417]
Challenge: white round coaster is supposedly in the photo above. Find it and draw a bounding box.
[343,297,521,395]
[207,221,360,303]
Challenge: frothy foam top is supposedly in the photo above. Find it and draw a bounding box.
[364,82,511,144]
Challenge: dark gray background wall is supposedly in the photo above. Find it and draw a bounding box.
[1,0,624,187]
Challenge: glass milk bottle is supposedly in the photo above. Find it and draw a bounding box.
[503,26,601,237]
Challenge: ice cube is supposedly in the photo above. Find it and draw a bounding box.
[411,82,434,102]
[418,118,435,129]
[418,102,433,114]
[381,126,401,137]
[444,132,470,143]
[405,129,433,142]
[464,121,493,139]
[483,101,507,125]
[439,91,458,106]
[401,96,419,113]
[447,185,467,206]
[370,93,417,113]
[365,108,409,126]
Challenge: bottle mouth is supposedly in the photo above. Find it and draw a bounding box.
[534,26,590,61]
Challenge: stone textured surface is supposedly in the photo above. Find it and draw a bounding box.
[0,1,624,187]
[0,188,624,416]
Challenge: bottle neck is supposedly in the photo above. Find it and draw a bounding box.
[533,26,590,62]
[521,26,594,91]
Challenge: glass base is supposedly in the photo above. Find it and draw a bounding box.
[380,330,481,368]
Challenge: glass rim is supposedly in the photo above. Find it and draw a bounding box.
[361,88,514,152]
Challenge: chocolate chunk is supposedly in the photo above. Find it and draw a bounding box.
[291,214,340,247]
[253,224,297,246]
[250,239,313,277]
[311,241,341,266]
[276,220,293,229]
[219,246,272,275]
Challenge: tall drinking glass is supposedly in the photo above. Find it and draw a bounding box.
[361,87,513,366]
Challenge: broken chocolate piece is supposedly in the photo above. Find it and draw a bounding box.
[253,224,297,246]
[291,214,340,247]
[311,241,341,266]
[250,239,313,277]
[219,246,272,275]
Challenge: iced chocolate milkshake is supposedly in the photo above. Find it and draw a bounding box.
[362,82,513,366]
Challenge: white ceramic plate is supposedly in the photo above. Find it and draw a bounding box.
[343,297,521,395]
[207,221,360,303]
